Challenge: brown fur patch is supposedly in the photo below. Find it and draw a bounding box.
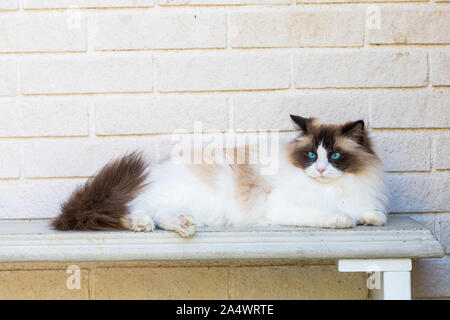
[230,145,272,206]
[190,164,220,188]
[52,151,149,231]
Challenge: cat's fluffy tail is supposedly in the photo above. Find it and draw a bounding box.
[52,151,149,231]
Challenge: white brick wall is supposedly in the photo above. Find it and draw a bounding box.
[94,13,227,50]
[0,14,86,53]
[0,1,17,10]
[229,10,364,47]
[0,60,17,96]
[157,53,291,92]
[0,0,448,299]
[294,51,428,88]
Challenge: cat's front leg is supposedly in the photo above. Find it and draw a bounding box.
[320,213,356,229]
[359,210,387,226]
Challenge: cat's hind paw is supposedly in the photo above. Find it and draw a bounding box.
[123,211,155,232]
[360,210,387,226]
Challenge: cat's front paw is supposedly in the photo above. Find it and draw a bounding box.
[360,210,387,226]
[174,214,197,238]
[326,214,355,229]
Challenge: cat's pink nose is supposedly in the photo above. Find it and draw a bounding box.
[317,168,326,174]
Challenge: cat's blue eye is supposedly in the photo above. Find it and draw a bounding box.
[331,152,341,160]
[308,152,317,159]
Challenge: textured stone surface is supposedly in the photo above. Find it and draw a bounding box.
[0,60,17,96]
[294,51,427,88]
[233,92,368,130]
[0,14,85,53]
[387,173,450,212]
[0,0,18,10]
[434,136,450,170]
[21,56,153,94]
[157,53,290,92]
[95,95,228,135]
[412,258,450,298]
[372,133,431,172]
[233,265,368,299]
[159,0,290,4]
[0,143,20,178]
[442,218,450,254]
[0,180,84,219]
[0,269,89,299]
[431,51,450,86]
[22,138,164,178]
[299,0,421,2]
[369,10,450,44]
[230,10,364,47]
[369,90,450,128]
[0,99,88,137]
[95,13,226,50]
[23,0,154,8]
[93,267,229,299]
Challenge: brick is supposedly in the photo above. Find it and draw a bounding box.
[0,143,20,179]
[412,258,450,298]
[0,99,88,137]
[234,265,367,299]
[431,51,450,86]
[0,15,85,53]
[22,138,167,178]
[0,180,84,219]
[230,10,364,48]
[298,0,421,2]
[294,51,427,88]
[23,0,154,8]
[0,269,89,299]
[372,133,431,172]
[369,10,450,44]
[93,267,228,299]
[0,60,17,96]
[159,0,290,4]
[441,217,449,254]
[369,91,450,128]
[95,96,228,135]
[21,56,153,94]
[434,135,450,170]
[157,53,290,92]
[232,92,367,131]
[0,0,17,9]
[387,173,450,212]
[95,13,226,51]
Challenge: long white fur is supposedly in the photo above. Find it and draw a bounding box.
[126,140,388,236]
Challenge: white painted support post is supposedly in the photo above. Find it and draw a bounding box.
[338,259,412,300]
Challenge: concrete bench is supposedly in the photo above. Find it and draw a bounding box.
[0,216,443,300]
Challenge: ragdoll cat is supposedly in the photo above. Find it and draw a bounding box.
[53,115,388,237]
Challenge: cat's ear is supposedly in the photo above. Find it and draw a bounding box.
[290,115,311,132]
[341,120,365,143]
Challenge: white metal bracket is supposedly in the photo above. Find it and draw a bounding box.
[338,258,412,300]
